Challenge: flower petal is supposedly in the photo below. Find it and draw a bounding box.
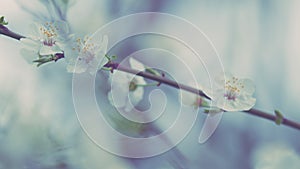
[52,20,69,35]
[39,45,62,55]
[239,79,255,95]
[29,23,43,40]
[129,58,145,71]
[72,59,88,74]
[20,38,40,49]
[179,89,197,106]
[129,87,144,106]
[108,86,128,108]
[20,48,37,63]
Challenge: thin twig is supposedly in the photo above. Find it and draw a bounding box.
[245,109,300,130]
[0,25,24,40]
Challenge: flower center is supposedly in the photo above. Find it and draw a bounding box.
[40,22,58,46]
[43,38,55,46]
[85,53,94,63]
[129,78,138,91]
[224,77,243,101]
[75,38,98,64]
[224,87,238,100]
[77,52,95,64]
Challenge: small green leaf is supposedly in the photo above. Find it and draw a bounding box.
[33,54,55,67]
[274,110,283,125]
[145,68,160,76]
[111,55,117,60]
[104,54,109,59]
[200,99,210,108]
[104,54,118,62]
[0,16,8,25]
[101,67,112,71]
[204,109,210,114]
[203,108,223,114]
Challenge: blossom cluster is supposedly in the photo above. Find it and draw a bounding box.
[20,20,108,75]
[179,73,256,112]
[20,19,256,113]
[19,19,148,111]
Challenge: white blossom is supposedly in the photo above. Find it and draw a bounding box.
[211,73,256,111]
[20,20,70,63]
[65,35,108,75]
[108,58,146,112]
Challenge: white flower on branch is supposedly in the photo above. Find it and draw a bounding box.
[64,35,108,75]
[211,73,256,112]
[20,20,70,63]
[108,58,146,112]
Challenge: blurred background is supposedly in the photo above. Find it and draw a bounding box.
[0,0,300,168]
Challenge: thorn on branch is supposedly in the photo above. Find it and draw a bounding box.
[156,72,165,86]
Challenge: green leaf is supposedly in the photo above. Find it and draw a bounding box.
[200,99,210,107]
[203,108,223,115]
[274,110,283,125]
[104,55,118,62]
[0,16,8,25]
[204,109,210,114]
[145,68,160,76]
[101,67,112,71]
[111,55,117,60]
[33,54,56,67]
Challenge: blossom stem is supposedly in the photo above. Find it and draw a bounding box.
[1,28,300,131]
[136,82,160,87]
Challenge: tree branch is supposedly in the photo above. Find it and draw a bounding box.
[1,26,300,131]
[0,25,24,40]
[106,62,300,130]
[105,62,211,100]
